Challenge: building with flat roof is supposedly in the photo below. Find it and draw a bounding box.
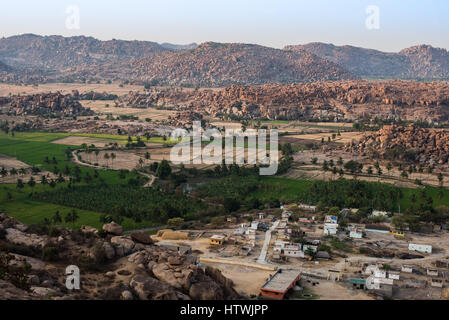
[209,235,226,246]
[260,269,301,300]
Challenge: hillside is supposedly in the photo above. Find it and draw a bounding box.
[128,42,357,86]
[0,34,169,70]
[285,43,449,80]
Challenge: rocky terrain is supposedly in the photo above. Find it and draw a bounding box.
[0,34,170,70]
[0,214,239,300]
[350,124,449,165]
[126,42,356,86]
[286,43,449,80]
[1,92,93,117]
[119,80,449,122]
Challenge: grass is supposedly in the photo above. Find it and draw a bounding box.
[0,131,139,184]
[0,131,156,230]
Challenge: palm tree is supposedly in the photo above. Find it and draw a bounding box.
[104,153,110,168]
[52,211,62,225]
[110,153,116,168]
[65,210,79,228]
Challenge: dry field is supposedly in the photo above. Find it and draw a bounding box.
[80,100,176,121]
[0,154,57,183]
[287,131,366,145]
[0,83,144,96]
[51,136,121,148]
[300,279,374,300]
[0,154,30,170]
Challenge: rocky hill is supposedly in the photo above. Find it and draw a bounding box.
[350,124,449,165]
[160,43,199,51]
[0,214,239,300]
[285,43,449,79]
[0,34,169,70]
[126,42,357,86]
[1,92,93,116]
[122,80,449,122]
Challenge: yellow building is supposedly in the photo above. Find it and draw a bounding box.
[210,235,226,246]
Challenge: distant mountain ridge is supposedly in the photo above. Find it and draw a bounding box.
[285,42,449,79]
[126,42,356,86]
[0,34,169,70]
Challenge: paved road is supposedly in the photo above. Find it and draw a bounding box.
[257,220,280,264]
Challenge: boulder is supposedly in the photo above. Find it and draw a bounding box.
[152,263,182,289]
[121,290,134,300]
[81,225,99,235]
[102,222,123,235]
[130,275,178,300]
[111,237,135,256]
[131,232,153,245]
[5,228,48,247]
[189,281,224,300]
[103,242,116,260]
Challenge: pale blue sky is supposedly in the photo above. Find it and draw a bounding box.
[1,0,448,51]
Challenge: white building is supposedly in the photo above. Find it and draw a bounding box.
[350,229,364,239]
[371,210,389,218]
[284,244,305,258]
[409,243,432,254]
[324,223,339,236]
[401,265,414,273]
[325,215,338,224]
[298,204,317,212]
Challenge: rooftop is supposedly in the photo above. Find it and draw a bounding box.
[261,269,301,293]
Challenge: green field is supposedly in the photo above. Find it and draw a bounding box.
[0,131,155,230]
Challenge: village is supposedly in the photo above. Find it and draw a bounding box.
[151,204,449,300]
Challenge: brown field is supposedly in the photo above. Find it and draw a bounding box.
[291,149,447,188]
[287,131,366,144]
[0,83,144,96]
[51,136,122,148]
[0,153,57,184]
[0,154,30,170]
[80,100,176,121]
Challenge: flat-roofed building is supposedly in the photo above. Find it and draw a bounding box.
[209,235,226,246]
[260,269,301,300]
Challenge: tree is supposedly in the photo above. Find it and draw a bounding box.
[167,217,184,229]
[16,179,24,189]
[438,173,444,188]
[224,197,240,213]
[386,163,393,175]
[1,167,8,177]
[41,175,48,185]
[110,153,116,168]
[311,157,318,165]
[27,176,36,188]
[65,210,79,228]
[145,152,151,164]
[95,149,100,163]
[9,168,17,176]
[104,153,110,167]
[52,211,62,225]
[156,160,172,179]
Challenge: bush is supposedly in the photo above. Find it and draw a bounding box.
[41,247,60,262]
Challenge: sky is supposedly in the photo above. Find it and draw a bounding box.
[0,0,448,52]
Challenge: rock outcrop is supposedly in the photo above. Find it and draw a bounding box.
[350,124,449,165]
[0,214,239,301]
